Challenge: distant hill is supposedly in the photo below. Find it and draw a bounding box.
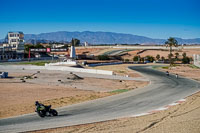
[24,31,164,44]
[25,39,67,44]
[173,37,200,44]
[3,31,200,44]
[0,39,4,43]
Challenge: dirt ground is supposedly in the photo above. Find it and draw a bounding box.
[76,48,106,56]
[122,49,200,60]
[30,64,200,133]
[74,47,200,61]
[139,49,200,58]
[0,69,148,118]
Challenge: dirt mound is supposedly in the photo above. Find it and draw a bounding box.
[67,73,83,80]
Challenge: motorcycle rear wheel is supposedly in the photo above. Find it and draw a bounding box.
[50,109,58,116]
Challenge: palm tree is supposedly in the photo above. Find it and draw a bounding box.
[165,37,178,66]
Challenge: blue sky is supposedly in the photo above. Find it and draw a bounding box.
[0,0,199,39]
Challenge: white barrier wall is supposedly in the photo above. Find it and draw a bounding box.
[45,66,113,75]
[45,61,77,66]
[0,65,113,75]
[193,54,200,68]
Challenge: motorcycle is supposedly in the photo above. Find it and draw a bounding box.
[166,71,169,76]
[35,104,58,117]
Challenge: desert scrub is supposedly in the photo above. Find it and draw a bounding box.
[188,64,199,69]
[162,66,169,69]
[152,66,161,69]
[118,70,125,73]
[109,89,129,94]
[17,61,51,66]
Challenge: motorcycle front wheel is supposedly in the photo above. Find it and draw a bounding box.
[37,111,45,117]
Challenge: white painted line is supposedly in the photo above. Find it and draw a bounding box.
[155,107,168,111]
[178,99,186,102]
[167,103,179,106]
[132,113,150,117]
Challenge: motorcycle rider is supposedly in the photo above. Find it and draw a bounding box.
[175,74,178,78]
[166,71,169,76]
[35,101,51,113]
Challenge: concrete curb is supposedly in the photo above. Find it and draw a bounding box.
[131,98,187,117]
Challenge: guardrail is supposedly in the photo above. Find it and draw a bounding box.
[88,62,123,67]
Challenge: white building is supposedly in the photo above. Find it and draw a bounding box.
[70,45,76,59]
[84,42,89,47]
[5,31,24,51]
[52,43,65,48]
[1,31,25,60]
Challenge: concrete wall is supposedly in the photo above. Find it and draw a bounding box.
[88,62,123,67]
[193,54,200,68]
[45,66,113,75]
[0,65,113,75]
[45,61,77,66]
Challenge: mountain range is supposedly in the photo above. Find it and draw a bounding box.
[1,31,200,44]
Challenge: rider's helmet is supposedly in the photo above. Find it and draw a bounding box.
[35,101,39,106]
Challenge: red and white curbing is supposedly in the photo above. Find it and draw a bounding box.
[131,99,186,117]
[149,99,186,114]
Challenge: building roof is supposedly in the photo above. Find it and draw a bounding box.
[8,31,24,34]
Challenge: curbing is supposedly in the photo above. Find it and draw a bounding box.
[131,98,187,117]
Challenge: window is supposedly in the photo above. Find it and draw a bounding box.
[10,34,14,37]
[12,39,17,42]
[19,34,24,38]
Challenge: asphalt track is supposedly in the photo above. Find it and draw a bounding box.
[0,66,200,133]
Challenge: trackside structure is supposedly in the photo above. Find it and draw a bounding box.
[193,54,200,68]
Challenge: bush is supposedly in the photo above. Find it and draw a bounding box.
[182,52,187,58]
[133,56,140,62]
[175,52,179,60]
[97,55,110,60]
[145,55,155,62]
[124,59,130,62]
[140,57,144,62]
[182,56,190,64]
[162,66,169,69]
[161,56,165,61]
[156,54,160,60]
